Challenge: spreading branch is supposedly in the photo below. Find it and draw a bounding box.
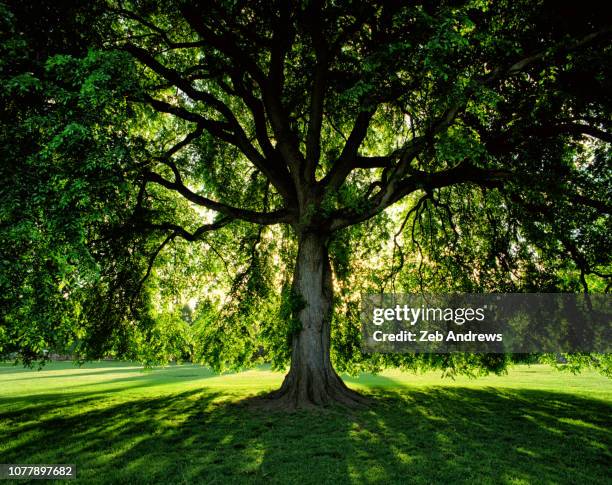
[144,171,294,225]
[330,163,511,230]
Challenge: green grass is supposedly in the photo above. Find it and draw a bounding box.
[1,362,610,484]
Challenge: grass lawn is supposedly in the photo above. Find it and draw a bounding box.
[0,362,610,484]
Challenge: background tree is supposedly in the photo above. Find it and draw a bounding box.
[1,0,610,408]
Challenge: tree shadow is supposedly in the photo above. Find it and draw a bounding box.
[1,384,610,484]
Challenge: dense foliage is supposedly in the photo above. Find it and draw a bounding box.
[1,0,610,378]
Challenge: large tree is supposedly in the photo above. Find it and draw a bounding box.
[2,0,610,408]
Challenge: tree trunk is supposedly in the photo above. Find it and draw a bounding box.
[264,232,368,409]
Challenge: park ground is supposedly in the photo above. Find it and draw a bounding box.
[0,362,610,484]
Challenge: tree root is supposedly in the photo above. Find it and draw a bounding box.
[247,370,372,411]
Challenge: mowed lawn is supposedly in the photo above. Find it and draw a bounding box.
[0,362,610,484]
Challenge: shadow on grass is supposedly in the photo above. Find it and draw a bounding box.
[0,384,610,484]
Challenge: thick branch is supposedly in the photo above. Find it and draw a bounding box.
[145,171,294,225]
[353,154,398,169]
[125,45,262,157]
[124,44,238,118]
[321,109,376,189]
[136,95,294,201]
[322,28,611,195]
[226,72,275,159]
[329,163,510,230]
[535,122,612,143]
[304,0,328,182]
[506,28,612,75]
[180,5,267,85]
[180,4,304,193]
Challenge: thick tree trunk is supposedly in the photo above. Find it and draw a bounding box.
[264,232,368,409]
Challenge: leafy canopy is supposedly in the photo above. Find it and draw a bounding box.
[1,0,610,375]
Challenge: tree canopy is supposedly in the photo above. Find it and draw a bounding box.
[1,0,610,405]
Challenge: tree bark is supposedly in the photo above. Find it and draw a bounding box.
[263,232,369,409]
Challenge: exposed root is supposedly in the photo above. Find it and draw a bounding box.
[247,371,372,411]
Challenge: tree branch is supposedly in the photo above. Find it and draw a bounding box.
[114,9,205,49]
[329,163,511,230]
[144,171,294,225]
[536,122,612,143]
[325,27,612,198]
[320,108,377,189]
[304,0,328,182]
[135,95,294,202]
[148,216,233,241]
[178,4,304,196]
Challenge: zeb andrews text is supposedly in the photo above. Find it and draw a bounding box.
[370,304,503,343]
